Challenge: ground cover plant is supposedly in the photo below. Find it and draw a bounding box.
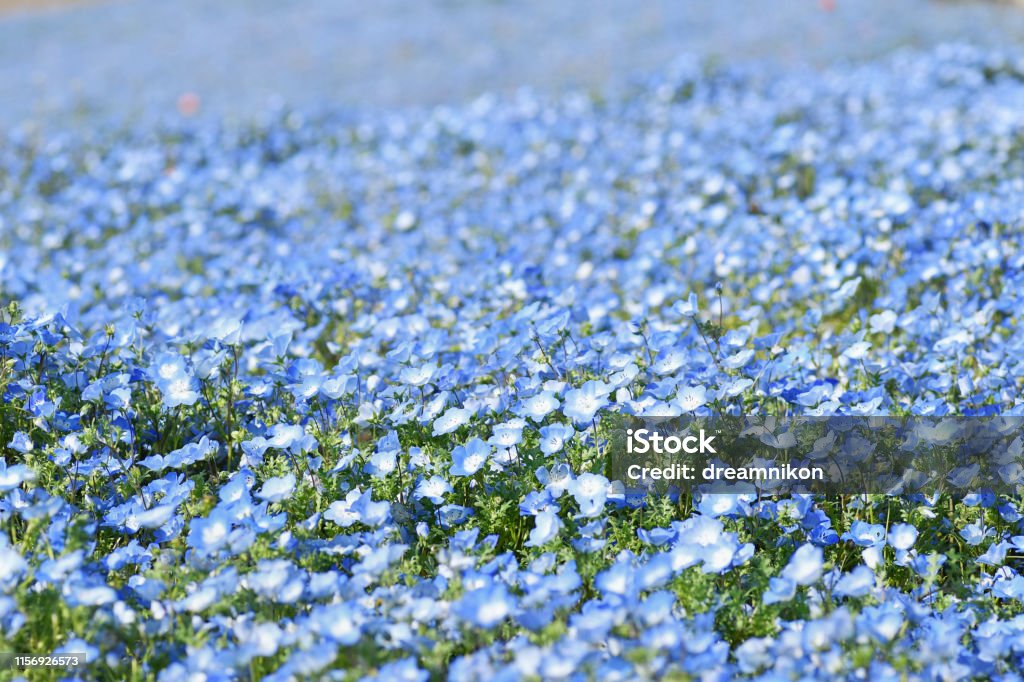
[3,44,1024,680]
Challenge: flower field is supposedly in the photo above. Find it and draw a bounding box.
[4,44,1024,679]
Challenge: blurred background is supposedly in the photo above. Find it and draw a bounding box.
[3,0,1024,128]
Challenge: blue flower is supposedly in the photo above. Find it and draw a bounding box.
[449,438,490,477]
[0,459,36,492]
[672,293,699,317]
[413,475,452,505]
[858,605,904,643]
[454,583,515,628]
[843,521,886,547]
[150,353,201,408]
[538,424,575,455]
[399,363,437,387]
[324,487,390,528]
[186,509,234,556]
[833,565,875,598]
[0,546,28,591]
[700,537,740,574]
[886,523,918,551]
[781,544,824,586]
[763,576,796,604]
[433,407,472,436]
[674,385,708,412]
[960,519,993,546]
[525,509,563,547]
[562,381,611,424]
[437,504,473,529]
[256,473,296,503]
[488,423,523,449]
[568,473,609,518]
[517,391,561,421]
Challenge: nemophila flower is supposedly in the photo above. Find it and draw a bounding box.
[186,509,234,556]
[104,386,132,411]
[366,658,428,682]
[992,575,1024,600]
[677,515,725,546]
[204,316,243,345]
[0,545,27,592]
[353,543,408,576]
[635,590,676,627]
[0,459,36,492]
[320,373,356,399]
[517,391,560,421]
[519,489,556,516]
[675,385,707,412]
[595,556,639,600]
[158,374,201,408]
[651,347,686,375]
[139,436,218,472]
[365,449,398,479]
[449,438,490,477]
[488,423,523,449]
[672,293,699,318]
[764,576,796,605]
[133,503,178,531]
[796,383,835,408]
[256,473,296,503]
[490,446,517,470]
[267,424,317,454]
[418,391,449,424]
[437,504,473,529]
[960,519,993,546]
[400,363,438,387]
[962,490,997,508]
[717,376,754,399]
[150,352,188,384]
[568,473,609,518]
[637,526,676,547]
[324,487,390,528]
[701,537,741,574]
[37,550,85,586]
[834,565,875,598]
[639,553,675,590]
[288,364,326,401]
[782,544,824,586]
[413,475,452,504]
[456,581,516,630]
[842,341,872,361]
[533,462,575,500]
[538,425,575,456]
[887,523,918,551]
[696,494,750,518]
[433,407,472,436]
[526,509,563,547]
[910,552,947,581]
[843,521,886,547]
[8,432,33,455]
[309,603,366,645]
[861,544,885,571]
[859,605,905,644]
[562,381,611,424]
[220,468,256,504]
[869,310,898,333]
[978,541,1010,567]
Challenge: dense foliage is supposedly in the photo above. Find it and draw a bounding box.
[3,45,1024,680]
